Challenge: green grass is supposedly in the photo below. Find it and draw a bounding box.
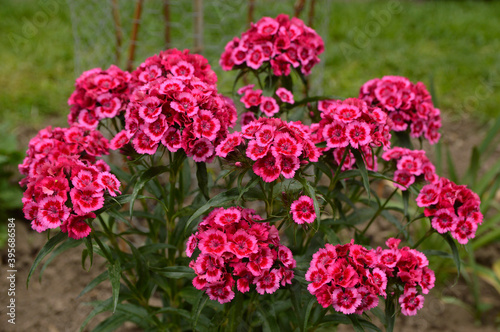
[1,0,499,131]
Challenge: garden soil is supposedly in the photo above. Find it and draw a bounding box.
[1,113,499,332]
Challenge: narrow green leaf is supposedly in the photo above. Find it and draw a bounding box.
[464,146,480,186]
[303,297,316,332]
[92,313,128,332]
[347,315,365,332]
[108,261,122,313]
[475,157,500,196]
[402,190,410,221]
[471,227,500,251]
[445,145,458,183]
[138,243,177,255]
[478,116,500,155]
[435,141,442,175]
[352,149,371,199]
[150,266,195,279]
[27,232,67,287]
[385,297,396,332]
[184,187,239,233]
[443,233,461,279]
[84,236,93,269]
[39,238,82,281]
[237,175,259,203]
[257,305,280,332]
[196,162,209,199]
[80,297,113,332]
[78,271,108,298]
[192,291,208,331]
[129,165,170,216]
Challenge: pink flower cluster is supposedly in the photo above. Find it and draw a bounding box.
[382,147,438,190]
[290,195,316,224]
[374,238,435,316]
[220,14,324,76]
[238,85,295,123]
[216,117,321,182]
[113,74,237,161]
[132,48,217,87]
[359,76,441,144]
[306,239,434,316]
[68,65,132,129]
[417,177,483,244]
[19,126,120,239]
[311,98,392,171]
[305,240,386,315]
[186,207,296,304]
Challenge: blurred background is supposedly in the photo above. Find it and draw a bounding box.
[1,0,499,331]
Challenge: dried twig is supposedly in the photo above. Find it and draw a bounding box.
[294,0,307,18]
[127,0,144,71]
[248,0,255,26]
[193,0,204,54]
[111,0,123,64]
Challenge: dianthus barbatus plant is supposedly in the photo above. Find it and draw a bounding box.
[21,14,482,332]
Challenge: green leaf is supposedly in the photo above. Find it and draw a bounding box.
[108,261,122,313]
[92,313,128,332]
[347,315,365,332]
[303,297,316,332]
[184,187,239,233]
[297,177,321,225]
[27,232,67,287]
[129,165,170,216]
[138,243,177,255]
[78,271,108,298]
[352,149,371,199]
[196,162,209,200]
[84,236,93,269]
[237,175,259,203]
[471,227,500,251]
[443,233,461,279]
[478,116,500,155]
[402,190,410,221]
[445,145,458,183]
[80,297,113,331]
[39,238,82,281]
[227,292,244,332]
[385,297,396,332]
[464,146,480,186]
[257,305,280,332]
[150,266,195,279]
[192,291,208,331]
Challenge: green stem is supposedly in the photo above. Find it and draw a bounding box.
[329,147,350,191]
[412,228,435,249]
[360,188,398,236]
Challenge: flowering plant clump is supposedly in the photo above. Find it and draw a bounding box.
[68,65,132,129]
[417,177,483,244]
[22,12,486,332]
[220,14,324,76]
[19,125,120,239]
[382,147,438,190]
[359,75,442,144]
[186,207,295,303]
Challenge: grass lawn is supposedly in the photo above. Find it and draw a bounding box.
[1,0,499,134]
